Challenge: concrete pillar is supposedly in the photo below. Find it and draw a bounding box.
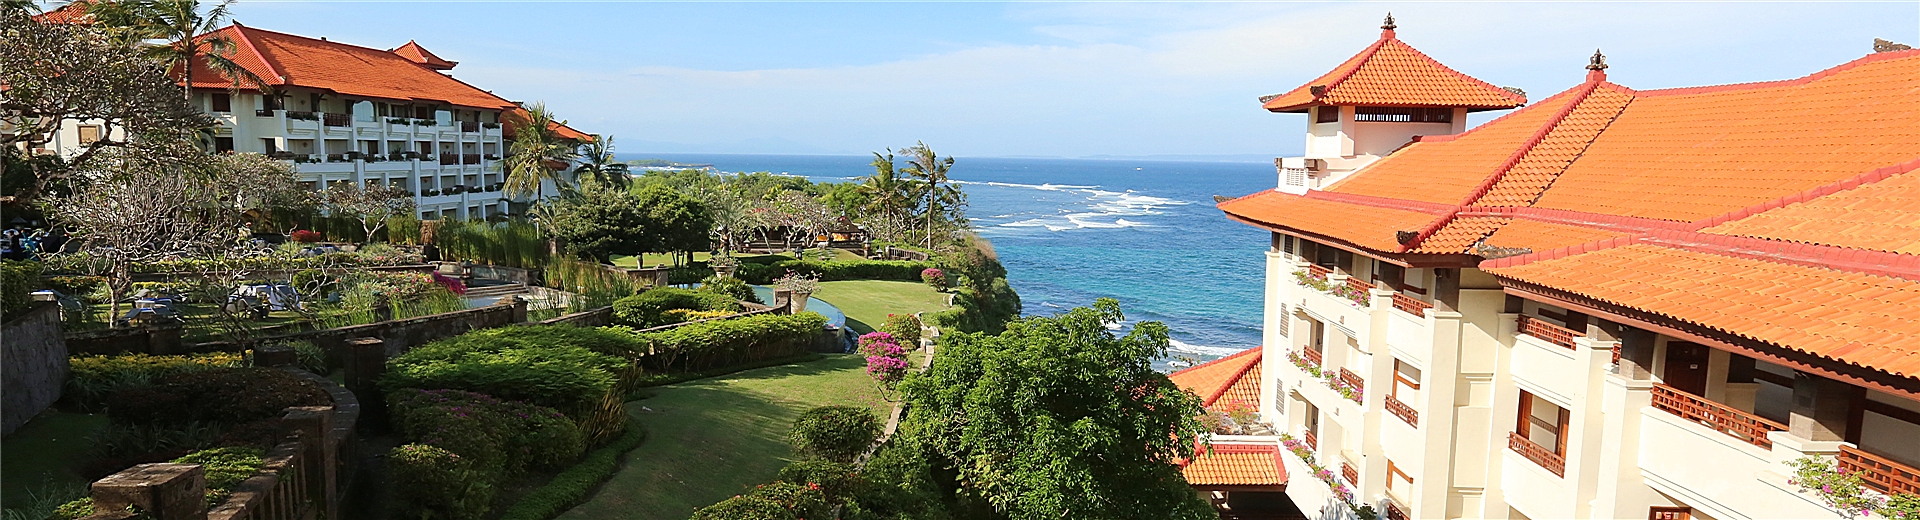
[1617,328,1655,380]
[343,337,387,430]
[89,463,206,520]
[1789,372,1863,442]
[511,296,529,323]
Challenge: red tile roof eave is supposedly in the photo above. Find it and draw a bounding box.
[1167,347,1263,407]
[1632,49,1920,98]
[1261,30,1526,113]
[1205,351,1262,408]
[194,24,519,112]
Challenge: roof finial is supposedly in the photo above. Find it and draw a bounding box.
[1381,12,1397,31]
[1587,49,1608,71]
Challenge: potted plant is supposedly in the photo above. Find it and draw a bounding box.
[773,271,819,314]
[710,255,738,279]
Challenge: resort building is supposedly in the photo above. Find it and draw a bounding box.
[1208,17,1920,520]
[27,10,591,220]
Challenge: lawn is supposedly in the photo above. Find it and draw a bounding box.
[556,355,891,520]
[1,412,109,511]
[812,280,951,334]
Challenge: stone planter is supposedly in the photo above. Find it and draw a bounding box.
[713,264,736,279]
[790,291,811,314]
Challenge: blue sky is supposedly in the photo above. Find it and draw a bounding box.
[195,1,1920,158]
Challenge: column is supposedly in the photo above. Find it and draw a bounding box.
[1788,372,1863,442]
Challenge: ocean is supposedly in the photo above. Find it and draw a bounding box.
[623,153,1276,371]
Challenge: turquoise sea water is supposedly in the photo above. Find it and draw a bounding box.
[625,153,1276,370]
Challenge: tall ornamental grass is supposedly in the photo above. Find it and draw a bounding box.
[432,219,549,268]
[544,258,645,311]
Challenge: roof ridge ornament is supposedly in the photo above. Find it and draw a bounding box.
[1876,38,1913,53]
[1587,49,1608,71]
[1381,13,1397,33]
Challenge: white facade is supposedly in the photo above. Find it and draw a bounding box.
[1277,105,1469,194]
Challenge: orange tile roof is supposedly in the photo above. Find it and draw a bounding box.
[32,1,93,24]
[1700,161,1920,255]
[1326,88,1578,206]
[1218,191,1448,253]
[1261,28,1525,113]
[183,24,518,111]
[1477,85,1633,207]
[1168,347,1262,412]
[1530,51,1920,222]
[501,108,594,143]
[1484,241,1920,379]
[1478,217,1633,254]
[1413,216,1509,254]
[1182,443,1287,487]
[391,40,458,70]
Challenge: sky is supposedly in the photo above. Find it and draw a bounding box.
[174,1,1920,159]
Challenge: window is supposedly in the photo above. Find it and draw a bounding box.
[1355,106,1453,123]
[415,105,435,120]
[1393,360,1421,399]
[263,94,284,110]
[1309,318,1326,353]
[213,137,234,153]
[1649,507,1692,520]
[211,93,231,112]
[77,125,101,145]
[1517,390,1570,456]
[1315,106,1341,124]
[1282,235,1297,255]
[1386,460,1414,499]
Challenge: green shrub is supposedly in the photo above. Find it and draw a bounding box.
[1,260,41,319]
[845,438,953,520]
[456,325,646,359]
[497,421,647,520]
[689,495,794,520]
[882,313,923,348]
[787,406,880,464]
[108,367,329,426]
[381,335,622,418]
[174,446,265,491]
[735,259,933,285]
[388,389,584,479]
[618,312,826,372]
[45,275,105,301]
[612,287,741,328]
[390,443,496,520]
[778,459,861,502]
[699,275,763,305]
[747,481,831,520]
[65,352,247,411]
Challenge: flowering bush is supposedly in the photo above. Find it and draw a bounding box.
[921,267,947,290]
[1788,456,1920,519]
[291,229,323,243]
[773,270,820,294]
[1327,374,1364,403]
[860,331,911,387]
[882,313,923,348]
[1287,349,1325,378]
[430,271,468,295]
[1280,433,1377,520]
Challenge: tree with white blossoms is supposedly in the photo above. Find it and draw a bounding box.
[323,182,417,243]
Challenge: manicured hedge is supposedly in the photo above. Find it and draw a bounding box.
[1,260,40,319]
[736,259,934,285]
[612,287,742,329]
[65,352,247,411]
[616,312,827,372]
[380,334,623,419]
[787,406,881,464]
[108,367,329,426]
[497,421,648,520]
[388,389,583,482]
[389,443,494,520]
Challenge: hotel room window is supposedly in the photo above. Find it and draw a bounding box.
[1517,390,1570,457]
[211,93,231,112]
[1316,106,1341,124]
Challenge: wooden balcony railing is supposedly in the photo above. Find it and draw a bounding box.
[1385,501,1409,520]
[1839,445,1920,496]
[440,153,458,166]
[1385,394,1419,427]
[1341,460,1358,485]
[461,121,480,132]
[1345,276,1374,294]
[1308,264,1332,280]
[1650,384,1785,449]
[1338,368,1365,395]
[462,153,481,165]
[1392,293,1432,317]
[1301,347,1323,367]
[322,112,351,127]
[1518,315,1583,350]
[1303,430,1318,450]
[1508,431,1566,477]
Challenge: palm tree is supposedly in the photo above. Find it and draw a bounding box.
[503,102,581,201]
[572,134,630,190]
[861,150,916,242]
[90,0,266,101]
[900,142,960,248]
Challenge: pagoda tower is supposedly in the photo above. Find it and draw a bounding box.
[1262,14,1525,193]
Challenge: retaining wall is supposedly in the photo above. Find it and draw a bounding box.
[3,303,68,436]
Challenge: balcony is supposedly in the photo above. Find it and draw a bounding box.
[1301,348,1322,368]
[1340,460,1358,486]
[323,112,351,127]
[1303,430,1318,450]
[1518,315,1582,350]
[1307,264,1331,279]
[461,121,480,133]
[440,154,458,166]
[1338,368,1364,398]
[1649,384,1784,449]
[1839,445,1920,496]
[286,110,318,122]
[1385,395,1418,427]
[1508,431,1565,477]
[1391,293,1431,317]
[463,153,481,165]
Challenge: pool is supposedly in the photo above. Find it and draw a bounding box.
[749,285,847,329]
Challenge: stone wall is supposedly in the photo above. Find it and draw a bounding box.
[3,303,68,436]
[469,264,540,285]
[539,306,614,327]
[75,299,527,357]
[67,326,185,356]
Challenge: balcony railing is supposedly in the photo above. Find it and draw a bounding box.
[285,110,318,121]
[1385,395,1419,427]
[1308,264,1332,280]
[1392,293,1432,317]
[1839,445,1920,496]
[1385,502,1409,520]
[322,112,351,127]
[463,153,481,165]
[1345,276,1374,294]
[461,121,480,132]
[1650,384,1785,449]
[1338,368,1364,396]
[1508,432,1566,477]
[1303,430,1318,450]
[1518,315,1583,350]
[1301,347,1323,367]
[1341,460,1358,485]
[440,154,458,166]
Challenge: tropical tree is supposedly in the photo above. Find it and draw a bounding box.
[573,134,630,190]
[322,182,416,243]
[897,298,1215,519]
[87,0,267,101]
[502,102,581,200]
[899,142,961,247]
[537,183,644,263]
[693,186,762,258]
[860,150,917,242]
[633,185,712,265]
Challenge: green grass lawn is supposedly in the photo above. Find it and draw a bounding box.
[1,412,109,511]
[812,280,951,334]
[556,355,891,520]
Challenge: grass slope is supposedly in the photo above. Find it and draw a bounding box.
[1,413,108,511]
[812,280,950,334]
[557,355,890,520]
